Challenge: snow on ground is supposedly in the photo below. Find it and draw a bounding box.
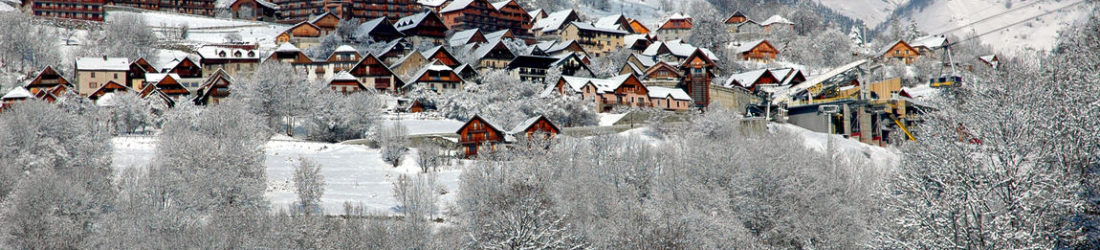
[598,113,626,126]
[773,123,901,170]
[816,0,910,27]
[574,0,675,30]
[0,2,14,12]
[111,136,463,216]
[387,118,465,136]
[906,0,1088,55]
[109,10,290,48]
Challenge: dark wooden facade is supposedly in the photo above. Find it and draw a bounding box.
[24,66,72,95]
[456,115,505,157]
[679,49,716,108]
[31,0,105,22]
[440,0,532,39]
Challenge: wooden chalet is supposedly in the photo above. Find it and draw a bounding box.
[454,64,480,80]
[760,15,795,34]
[456,114,507,157]
[75,56,130,97]
[393,11,449,45]
[88,80,132,101]
[484,29,515,43]
[23,66,72,95]
[310,12,341,35]
[356,17,405,43]
[641,61,682,87]
[657,13,693,41]
[346,0,420,23]
[880,40,920,64]
[463,41,516,72]
[440,0,533,39]
[126,58,157,90]
[328,45,362,73]
[349,53,404,92]
[145,73,190,98]
[679,49,717,108]
[276,22,323,49]
[267,43,314,64]
[32,0,105,22]
[420,46,462,67]
[139,85,176,108]
[734,40,779,62]
[1,87,33,111]
[163,57,203,79]
[398,99,433,113]
[507,115,560,141]
[408,63,464,93]
[229,0,280,22]
[724,11,758,33]
[979,54,1000,69]
[507,54,593,83]
[327,71,367,93]
[193,69,233,105]
[556,74,650,112]
[196,45,261,78]
[723,69,780,93]
[530,40,587,58]
[377,38,413,63]
[561,22,628,57]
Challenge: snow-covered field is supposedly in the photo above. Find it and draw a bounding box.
[111,136,464,216]
[109,10,290,49]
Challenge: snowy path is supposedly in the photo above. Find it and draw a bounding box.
[111,136,463,216]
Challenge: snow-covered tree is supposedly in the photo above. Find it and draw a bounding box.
[292,158,325,216]
[0,12,62,72]
[233,62,323,135]
[393,174,439,221]
[378,121,409,167]
[305,91,384,142]
[104,92,153,134]
[84,13,158,62]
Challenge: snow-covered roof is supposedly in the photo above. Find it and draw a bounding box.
[275,42,301,52]
[1,87,32,100]
[254,0,279,9]
[440,0,475,13]
[508,115,544,134]
[668,13,690,20]
[490,0,511,10]
[448,29,482,47]
[197,46,261,60]
[484,29,510,43]
[531,40,578,55]
[760,15,794,26]
[569,21,629,35]
[645,40,719,61]
[146,73,182,83]
[76,57,130,71]
[425,63,453,72]
[910,35,948,49]
[334,45,357,53]
[394,11,434,33]
[559,75,593,93]
[624,34,647,46]
[733,40,769,54]
[647,86,691,101]
[772,59,869,105]
[357,17,394,36]
[563,74,634,93]
[876,40,911,57]
[417,0,447,7]
[724,69,770,88]
[529,9,544,18]
[593,14,625,30]
[332,71,357,81]
[532,9,575,33]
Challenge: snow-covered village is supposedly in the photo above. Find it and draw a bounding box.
[0,0,1097,248]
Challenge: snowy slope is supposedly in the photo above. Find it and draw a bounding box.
[108,10,290,49]
[773,123,900,170]
[573,0,684,31]
[815,0,910,27]
[903,0,1088,54]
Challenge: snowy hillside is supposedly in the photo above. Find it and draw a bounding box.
[904,0,1088,54]
[815,0,910,27]
[572,0,690,30]
[818,0,1090,55]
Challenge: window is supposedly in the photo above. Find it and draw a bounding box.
[91,72,95,78]
[113,73,118,79]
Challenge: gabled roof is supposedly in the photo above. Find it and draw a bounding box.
[529,9,545,19]
[643,62,681,78]
[309,12,339,25]
[455,114,506,135]
[909,34,948,50]
[440,0,477,13]
[507,55,561,69]
[449,28,486,47]
[531,9,578,33]
[357,17,404,39]
[420,46,461,67]
[24,66,71,89]
[394,11,435,32]
[197,46,261,60]
[733,39,775,54]
[490,0,512,10]
[508,115,560,135]
[593,14,628,30]
[725,10,751,24]
[334,45,357,53]
[877,39,919,57]
[568,21,629,35]
[647,86,691,101]
[276,42,301,52]
[285,21,322,36]
[484,29,513,43]
[470,41,514,61]
[76,57,130,71]
[1,87,32,100]
[723,69,776,89]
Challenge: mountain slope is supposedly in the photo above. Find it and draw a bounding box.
[904,0,1088,54]
[815,0,911,27]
